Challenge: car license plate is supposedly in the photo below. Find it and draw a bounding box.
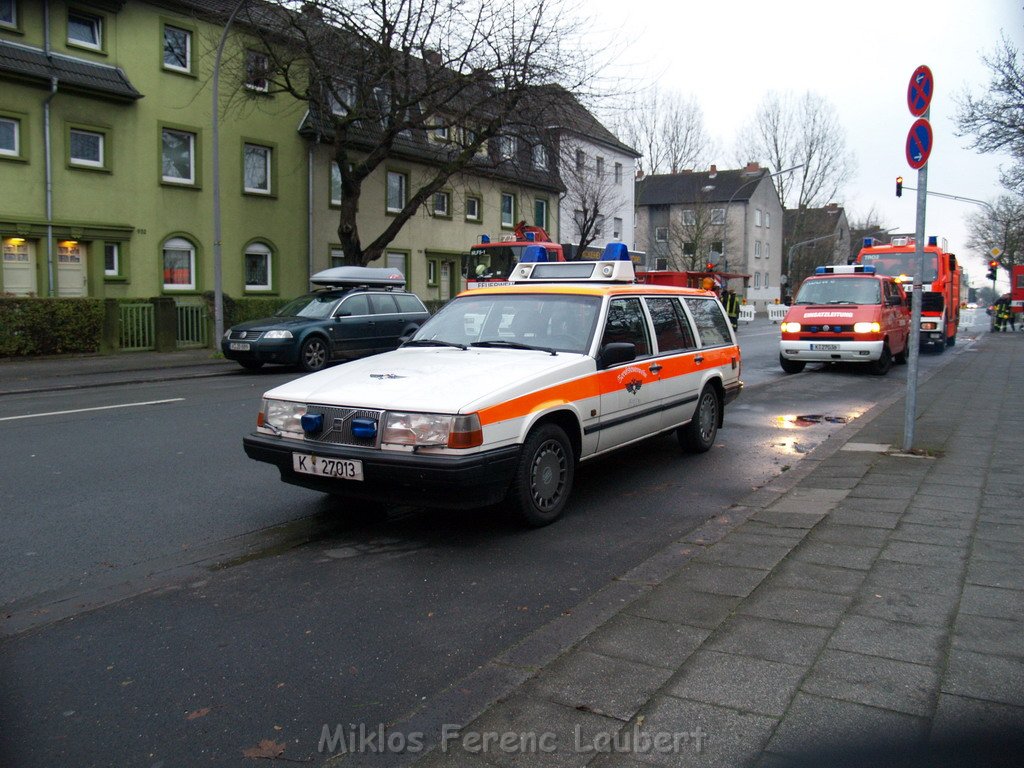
[292,453,363,481]
[810,343,839,351]
[229,342,251,351]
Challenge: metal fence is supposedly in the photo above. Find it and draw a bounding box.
[175,302,208,348]
[119,303,156,351]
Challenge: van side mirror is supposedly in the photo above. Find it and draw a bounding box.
[597,342,636,369]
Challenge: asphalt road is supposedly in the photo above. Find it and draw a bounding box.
[0,313,989,767]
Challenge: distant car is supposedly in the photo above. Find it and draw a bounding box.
[222,267,429,372]
[966,302,978,309]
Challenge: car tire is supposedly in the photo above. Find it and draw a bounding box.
[779,354,805,374]
[239,360,264,371]
[508,423,574,527]
[299,336,329,372]
[869,343,892,375]
[893,346,907,365]
[947,333,956,347]
[678,385,720,453]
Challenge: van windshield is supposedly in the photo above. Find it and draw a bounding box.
[795,277,880,305]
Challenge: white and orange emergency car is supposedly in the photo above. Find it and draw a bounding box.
[779,265,911,375]
[244,244,743,526]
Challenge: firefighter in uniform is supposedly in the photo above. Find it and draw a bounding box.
[723,288,741,330]
[994,295,1011,332]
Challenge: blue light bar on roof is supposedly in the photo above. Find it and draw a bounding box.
[480,235,490,244]
[862,237,876,248]
[526,231,536,241]
[601,242,630,261]
[927,236,937,246]
[521,244,548,262]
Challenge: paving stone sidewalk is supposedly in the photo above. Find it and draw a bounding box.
[412,334,1024,767]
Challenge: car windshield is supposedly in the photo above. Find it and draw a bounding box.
[411,293,602,354]
[274,293,342,319]
[795,277,881,305]
[860,252,938,282]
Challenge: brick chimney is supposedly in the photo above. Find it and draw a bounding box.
[745,161,761,172]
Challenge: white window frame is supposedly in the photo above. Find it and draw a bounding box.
[765,242,770,260]
[330,248,345,268]
[754,208,762,227]
[243,143,272,194]
[69,128,104,168]
[67,10,102,50]
[1,0,17,29]
[534,198,548,229]
[103,243,119,276]
[765,212,771,229]
[498,135,517,161]
[764,273,770,289]
[432,117,449,142]
[575,149,585,173]
[613,217,623,239]
[654,226,668,243]
[682,209,696,226]
[710,208,726,225]
[432,190,450,217]
[245,50,269,92]
[330,162,342,206]
[244,242,272,291]
[162,24,191,73]
[386,171,407,213]
[754,240,762,259]
[500,192,515,228]
[162,237,195,291]
[0,116,19,157]
[596,156,605,178]
[614,162,623,185]
[465,195,481,222]
[386,251,407,276]
[161,128,195,185]
[532,143,548,169]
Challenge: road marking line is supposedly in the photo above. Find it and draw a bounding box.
[0,398,185,422]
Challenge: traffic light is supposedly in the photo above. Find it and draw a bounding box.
[895,176,903,197]
[987,260,999,281]
[705,262,714,272]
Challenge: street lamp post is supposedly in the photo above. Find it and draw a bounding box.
[719,163,803,284]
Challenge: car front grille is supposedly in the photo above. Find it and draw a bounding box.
[229,329,265,341]
[303,405,383,448]
[799,335,854,342]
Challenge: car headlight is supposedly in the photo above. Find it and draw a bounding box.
[780,321,801,333]
[223,329,232,339]
[259,398,306,433]
[921,321,938,330]
[263,330,293,339]
[853,322,881,333]
[382,412,482,448]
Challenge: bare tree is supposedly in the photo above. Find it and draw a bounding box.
[735,91,856,214]
[558,136,628,256]
[237,0,590,265]
[612,87,716,176]
[664,202,725,271]
[846,206,894,263]
[955,34,1024,196]
[965,195,1024,271]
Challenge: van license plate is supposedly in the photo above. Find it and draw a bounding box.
[810,343,839,351]
[292,453,363,481]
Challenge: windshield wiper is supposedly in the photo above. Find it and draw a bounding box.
[402,339,468,350]
[471,340,557,356]
[826,300,856,304]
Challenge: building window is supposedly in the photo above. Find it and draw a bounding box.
[654,226,668,243]
[596,156,605,178]
[595,215,605,237]
[69,128,104,169]
[764,242,770,260]
[1,0,17,29]
[498,135,516,161]
[575,149,585,172]
[754,208,762,227]
[765,212,771,228]
[330,162,342,206]
[764,273,770,289]
[534,198,548,229]
[386,171,407,212]
[68,10,102,50]
[683,242,696,257]
[500,192,515,228]
[711,241,723,255]
[614,162,623,185]
[465,195,481,222]
[0,116,20,157]
[330,248,344,267]
[163,24,191,73]
[754,240,761,259]
[245,242,272,291]
[613,217,623,239]
[682,209,696,226]
[532,144,548,169]
[432,118,449,142]
[754,272,761,289]
[243,143,271,194]
[710,208,725,225]
[162,236,195,290]
[104,243,119,276]
[386,251,407,276]
[433,191,450,217]
[245,50,269,92]
[161,128,195,185]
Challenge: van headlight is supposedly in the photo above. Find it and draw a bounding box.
[383,412,482,448]
[780,321,801,333]
[853,322,881,333]
[260,399,306,433]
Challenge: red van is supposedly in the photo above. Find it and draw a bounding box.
[779,265,911,375]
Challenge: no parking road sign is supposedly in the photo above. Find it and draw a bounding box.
[906,118,932,169]
[907,65,934,116]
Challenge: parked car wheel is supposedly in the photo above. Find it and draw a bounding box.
[508,423,574,527]
[678,385,720,453]
[869,343,892,375]
[299,336,329,372]
[779,355,806,375]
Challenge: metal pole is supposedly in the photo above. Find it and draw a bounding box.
[902,159,928,451]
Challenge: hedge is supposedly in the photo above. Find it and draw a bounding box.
[0,297,106,356]
[202,292,291,327]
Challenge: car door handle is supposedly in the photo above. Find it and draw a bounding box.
[649,363,662,374]
[694,355,704,364]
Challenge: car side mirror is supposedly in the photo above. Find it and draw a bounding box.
[334,311,351,318]
[597,342,636,369]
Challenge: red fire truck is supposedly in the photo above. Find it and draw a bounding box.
[854,236,962,351]
[463,222,565,289]
[1011,265,1024,316]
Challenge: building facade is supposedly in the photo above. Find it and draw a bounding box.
[783,203,851,299]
